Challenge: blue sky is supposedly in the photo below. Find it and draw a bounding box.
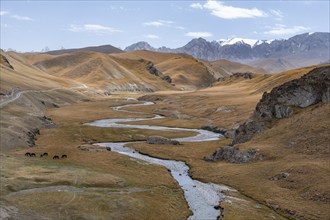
[1,0,329,52]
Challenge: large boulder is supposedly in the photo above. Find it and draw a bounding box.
[204,146,258,163]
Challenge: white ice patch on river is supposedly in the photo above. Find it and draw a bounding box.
[85,101,235,220]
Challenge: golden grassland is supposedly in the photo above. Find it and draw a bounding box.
[1,48,329,220]
[1,99,195,219]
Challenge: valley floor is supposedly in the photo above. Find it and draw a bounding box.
[1,65,329,220]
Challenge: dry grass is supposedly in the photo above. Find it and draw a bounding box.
[122,87,329,219]
[0,99,192,219]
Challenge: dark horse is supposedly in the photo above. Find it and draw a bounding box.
[30,153,36,157]
[61,154,67,159]
[53,155,59,159]
[40,152,48,157]
[25,152,31,157]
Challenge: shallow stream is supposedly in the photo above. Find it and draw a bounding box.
[85,100,234,220]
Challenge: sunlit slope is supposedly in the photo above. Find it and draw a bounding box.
[32,51,174,92]
[0,51,74,93]
[209,63,330,94]
[114,50,220,90]
[209,59,268,75]
[115,50,270,90]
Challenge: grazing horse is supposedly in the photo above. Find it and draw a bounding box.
[30,153,36,157]
[25,152,31,157]
[53,155,59,159]
[40,152,48,157]
[106,147,111,151]
[61,154,67,159]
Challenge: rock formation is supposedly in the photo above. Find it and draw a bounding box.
[147,136,181,145]
[233,66,330,144]
[204,146,258,163]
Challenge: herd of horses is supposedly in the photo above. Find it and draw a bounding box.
[25,152,67,159]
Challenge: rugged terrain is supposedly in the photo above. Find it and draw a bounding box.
[0,46,329,220]
[125,32,330,72]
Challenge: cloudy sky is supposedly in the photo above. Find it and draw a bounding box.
[1,0,329,52]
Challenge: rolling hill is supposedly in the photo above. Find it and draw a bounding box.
[45,44,123,55]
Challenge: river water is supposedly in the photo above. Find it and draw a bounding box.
[85,100,235,220]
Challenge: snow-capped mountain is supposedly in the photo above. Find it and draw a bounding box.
[124,32,330,72]
[218,38,276,47]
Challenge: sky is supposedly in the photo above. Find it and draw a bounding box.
[1,0,329,52]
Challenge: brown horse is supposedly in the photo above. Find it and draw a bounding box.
[53,155,59,159]
[25,152,31,157]
[30,153,36,157]
[40,152,48,157]
[61,154,67,159]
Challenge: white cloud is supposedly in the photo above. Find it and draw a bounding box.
[264,24,310,36]
[0,11,33,21]
[143,20,174,27]
[0,11,9,16]
[176,26,185,30]
[11,14,33,21]
[185,32,213,38]
[143,21,164,27]
[190,3,203,9]
[191,0,267,19]
[68,24,122,33]
[270,9,284,20]
[145,34,160,39]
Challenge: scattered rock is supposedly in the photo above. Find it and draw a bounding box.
[232,119,266,145]
[146,136,181,145]
[231,72,254,79]
[201,125,227,135]
[269,172,290,180]
[138,95,165,102]
[161,75,172,84]
[26,128,40,147]
[52,103,60,108]
[146,61,161,76]
[204,146,257,163]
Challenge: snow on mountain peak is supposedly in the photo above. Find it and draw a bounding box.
[218,38,273,47]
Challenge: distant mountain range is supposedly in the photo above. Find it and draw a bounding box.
[125,32,330,72]
[43,32,329,73]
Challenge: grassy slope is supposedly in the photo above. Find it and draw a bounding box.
[27,51,174,91]
[209,59,268,75]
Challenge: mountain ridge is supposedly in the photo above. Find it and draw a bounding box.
[125,32,330,72]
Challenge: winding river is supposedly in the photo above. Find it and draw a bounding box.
[85,100,235,220]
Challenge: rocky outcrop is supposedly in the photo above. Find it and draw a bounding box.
[0,53,14,70]
[147,136,181,145]
[145,61,173,85]
[230,72,254,79]
[161,75,172,84]
[146,61,161,76]
[269,172,289,181]
[233,66,330,144]
[204,146,258,163]
[138,95,165,102]
[201,125,227,135]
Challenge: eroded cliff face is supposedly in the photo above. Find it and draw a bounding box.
[233,66,330,145]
